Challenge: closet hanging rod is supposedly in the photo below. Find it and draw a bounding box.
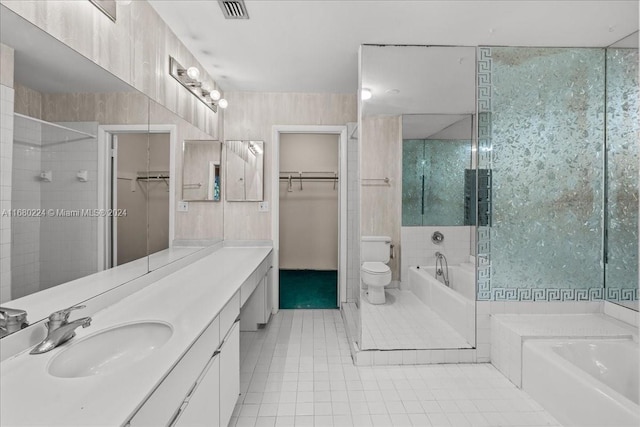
[278,176,339,181]
[279,170,337,175]
[137,171,170,181]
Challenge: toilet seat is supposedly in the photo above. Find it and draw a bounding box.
[362,262,390,275]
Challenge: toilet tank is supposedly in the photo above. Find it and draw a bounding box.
[361,236,391,263]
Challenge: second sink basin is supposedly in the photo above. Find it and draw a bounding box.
[48,321,173,378]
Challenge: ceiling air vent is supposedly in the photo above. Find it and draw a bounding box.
[218,0,249,19]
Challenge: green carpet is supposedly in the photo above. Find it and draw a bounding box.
[279,269,338,309]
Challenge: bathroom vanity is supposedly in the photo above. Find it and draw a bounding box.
[0,243,273,427]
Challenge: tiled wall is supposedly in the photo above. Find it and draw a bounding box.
[39,122,99,290]
[10,117,41,298]
[0,83,13,302]
[10,118,100,297]
[400,226,473,287]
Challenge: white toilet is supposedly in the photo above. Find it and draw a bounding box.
[361,236,392,304]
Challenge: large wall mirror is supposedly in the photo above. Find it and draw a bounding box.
[0,5,150,326]
[0,5,219,334]
[359,45,478,350]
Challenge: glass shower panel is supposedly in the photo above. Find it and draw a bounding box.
[605,47,639,298]
[402,139,471,226]
[423,139,471,225]
[490,48,605,291]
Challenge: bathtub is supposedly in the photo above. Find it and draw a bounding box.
[523,338,640,427]
[408,264,475,345]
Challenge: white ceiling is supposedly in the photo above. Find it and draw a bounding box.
[148,0,639,93]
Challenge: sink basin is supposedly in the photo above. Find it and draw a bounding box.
[48,321,173,378]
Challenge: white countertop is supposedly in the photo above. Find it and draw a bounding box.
[0,245,272,426]
[3,245,208,328]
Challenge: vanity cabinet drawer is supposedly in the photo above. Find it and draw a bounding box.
[220,291,239,336]
[127,316,220,427]
[173,353,220,427]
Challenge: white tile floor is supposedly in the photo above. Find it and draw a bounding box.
[231,309,561,427]
[361,289,472,350]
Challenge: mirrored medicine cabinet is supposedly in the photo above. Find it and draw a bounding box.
[225,140,264,201]
[182,140,222,202]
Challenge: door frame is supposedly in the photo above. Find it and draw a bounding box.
[97,124,177,270]
[271,125,348,312]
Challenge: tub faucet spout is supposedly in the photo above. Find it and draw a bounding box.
[434,251,450,287]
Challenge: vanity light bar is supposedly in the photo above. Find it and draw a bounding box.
[169,56,228,113]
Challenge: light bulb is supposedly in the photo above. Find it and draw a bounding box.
[209,89,221,101]
[186,66,200,80]
[361,88,372,101]
[218,99,228,109]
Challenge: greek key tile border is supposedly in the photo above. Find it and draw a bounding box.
[482,287,637,302]
[477,47,492,113]
[477,47,494,301]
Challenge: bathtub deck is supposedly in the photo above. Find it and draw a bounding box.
[361,289,473,350]
[491,313,637,387]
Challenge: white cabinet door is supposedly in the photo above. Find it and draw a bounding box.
[219,322,240,427]
[174,354,220,427]
[265,267,273,321]
[240,276,265,331]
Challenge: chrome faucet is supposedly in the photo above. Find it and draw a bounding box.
[0,307,29,338]
[435,251,451,287]
[30,305,91,354]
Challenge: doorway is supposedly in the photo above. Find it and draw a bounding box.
[97,125,176,270]
[112,133,170,266]
[272,126,348,312]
